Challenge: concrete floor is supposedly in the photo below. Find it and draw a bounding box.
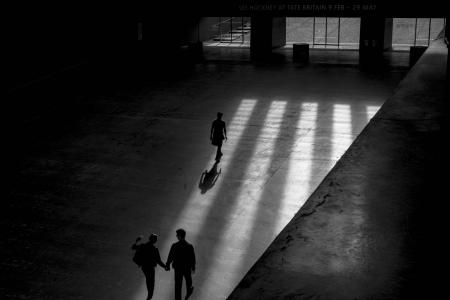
[3,51,407,299]
[228,40,448,300]
[204,47,410,67]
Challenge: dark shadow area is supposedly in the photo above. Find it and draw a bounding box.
[4,5,416,298]
[198,162,222,194]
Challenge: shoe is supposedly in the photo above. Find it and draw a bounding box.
[185,286,194,299]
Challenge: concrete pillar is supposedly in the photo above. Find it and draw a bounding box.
[383,18,393,50]
[446,17,449,76]
[272,17,287,48]
[360,17,393,60]
[251,17,286,58]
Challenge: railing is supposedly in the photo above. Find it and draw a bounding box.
[212,17,251,44]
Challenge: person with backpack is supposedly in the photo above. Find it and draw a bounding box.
[132,233,166,300]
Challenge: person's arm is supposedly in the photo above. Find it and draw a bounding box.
[199,172,206,187]
[223,122,227,140]
[212,169,221,185]
[131,236,142,250]
[166,244,174,270]
[155,248,166,268]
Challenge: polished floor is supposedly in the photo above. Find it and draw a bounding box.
[3,51,408,299]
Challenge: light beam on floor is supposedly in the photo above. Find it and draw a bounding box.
[132,99,257,300]
[275,102,319,233]
[197,100,286,299]
[366,105,381,120]
[331,104,352,161]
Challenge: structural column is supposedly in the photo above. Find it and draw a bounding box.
[251,17,286,58]
[446,17,449,75]
[359,17,393,60]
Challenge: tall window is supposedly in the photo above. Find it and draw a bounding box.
[205,17,251,47]
[287,17,360,49]
[392,18,446,50]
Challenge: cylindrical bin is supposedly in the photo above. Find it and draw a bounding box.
[293,43,309,62]
[409,46,427,67]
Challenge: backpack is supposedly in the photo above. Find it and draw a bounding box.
[133,246,146,267]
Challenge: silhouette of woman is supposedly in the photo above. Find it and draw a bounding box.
[210,112,227,161]
[198,162,221,194]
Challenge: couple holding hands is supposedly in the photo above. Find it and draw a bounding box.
[132,228,196,300]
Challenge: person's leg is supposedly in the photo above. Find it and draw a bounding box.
[184,269,193,299]
[215,145,219,159]
[143,267,155,299]
[174,269,183,300]
[215,143,222,161]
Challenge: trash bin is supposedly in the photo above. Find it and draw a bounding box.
[409,46,427,67]
[293,43,309,62]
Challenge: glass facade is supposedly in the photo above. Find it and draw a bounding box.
[205,17,251,47]
[287,17,360,49]
[392,18,446,50]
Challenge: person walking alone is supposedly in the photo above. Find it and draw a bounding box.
[210,112,227,162]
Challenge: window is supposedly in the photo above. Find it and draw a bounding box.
[205,17,251,47]
[287,17,360,49]
[392,18,446,50]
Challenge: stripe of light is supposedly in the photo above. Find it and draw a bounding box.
[366,105,381,120]
[198,100,287,298]
[331,104,352,161]
[275,102,318,233]
[133,99,257,300]
[168,99,258,241]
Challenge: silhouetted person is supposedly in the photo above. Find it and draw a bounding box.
[165,228,196,300]
[198,161,221,194]
[132,234,166,300]
[210,112,227,161]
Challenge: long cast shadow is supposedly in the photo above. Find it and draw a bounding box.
[153,102,241,231]
[191,100,273,297]
[198,161,221,194]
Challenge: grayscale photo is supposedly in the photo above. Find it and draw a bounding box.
[4,1,449,299]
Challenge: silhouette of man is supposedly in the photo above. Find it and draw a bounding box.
[132,234,166,300]
[165,228,196,300]
[210,112,227,161]
[198,161,221,194]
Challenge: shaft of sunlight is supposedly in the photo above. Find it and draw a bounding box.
[197,100,287,299]
[133,99,257,300]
